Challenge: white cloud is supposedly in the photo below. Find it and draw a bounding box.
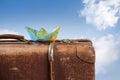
[81,0,120,30]
[93,34,120,74]
[0,29,18,34]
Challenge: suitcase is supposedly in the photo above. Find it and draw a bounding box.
[0,34,95,80]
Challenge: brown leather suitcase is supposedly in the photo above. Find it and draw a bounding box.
[0,34,95,80]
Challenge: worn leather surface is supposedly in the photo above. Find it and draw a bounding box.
[77,45,95,63]
[0,34,24,40]
[52,42,95,80]
[0,42,49,80]
[0,40,95,80]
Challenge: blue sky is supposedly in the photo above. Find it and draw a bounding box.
[0,0,120,80]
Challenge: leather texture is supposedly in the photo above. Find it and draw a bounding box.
[52,42,95,80]
[77,45,95,63]
[0,43,49,80]
[0,39,95,80]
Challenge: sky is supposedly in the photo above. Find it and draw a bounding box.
[0,0,120,80]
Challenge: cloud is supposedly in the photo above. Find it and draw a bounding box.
[81,0,120,30]
[93,34,120,74]
[0,29,18,34]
